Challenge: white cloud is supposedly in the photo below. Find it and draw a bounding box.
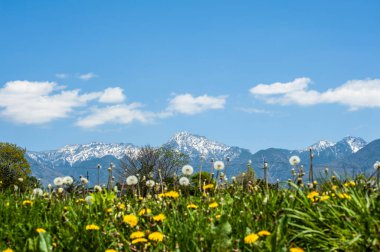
[166,93,227,115]
[250,78,380,110]
[76,104,154,128]
[55,73,68,79]
[0,81,98,124]
[98,87,125,103]
[78,72,97,80]
[237,107,273,115]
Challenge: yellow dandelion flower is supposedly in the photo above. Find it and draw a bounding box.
[130,231,145,239]
[152,213,166,221]
[106,208,113,213]
[187,204,198,209]
[338,193,351,200]
[116,203,125,210]
[22,200,33,206]
[148,231,164,242]
[123,214,138,227]
[3,249,14,252]
[105,249,117,252]
[85,224,100,230]
[290,247,304,252]
[138,208,152,216]
[131,238,148,244]
[332,185,338,190]
[165,191,180,198]
[76,198,86,203]
[36,228,46,233]
[244,233,259,244]
[215,214,221,219]
[258,230,271,236]
[320,195,330,202]
[209,202,218,208]
[203,184,214,190]
[349,181,356,187]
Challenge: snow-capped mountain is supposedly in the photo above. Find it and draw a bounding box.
[25,132,373,184]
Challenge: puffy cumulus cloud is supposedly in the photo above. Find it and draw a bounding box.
[250,78,380,110]
[250,77,311,95]
[0,80,98,124]
[78,72,97,80]
[0,80,129,124]
[98,87,125,103]
[76,104,154,128]
[166,93,227,115]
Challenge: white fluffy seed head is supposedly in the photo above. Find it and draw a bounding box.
[214,161,225,171]
[182,165,194,175]
[289,156,301,166]
[63,176,73,185]
[146,180,155,188]
[374,161,380,170]
[179,177,190,186]
[80,177,88,185]
[94,185,102,192]
[53,177,63,186]
[126,175,138,186]
[33,188,43,196]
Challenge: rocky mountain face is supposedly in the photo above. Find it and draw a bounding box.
[25,132,375,185]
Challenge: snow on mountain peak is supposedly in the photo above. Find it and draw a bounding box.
[307,140,336,152]
[339,136,367,153]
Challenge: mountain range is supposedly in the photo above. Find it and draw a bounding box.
[25,132,379,185]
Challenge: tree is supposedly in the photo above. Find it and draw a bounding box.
[0,142,31,189]
[117,146,188,185]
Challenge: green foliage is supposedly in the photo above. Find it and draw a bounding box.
[0,175,379,251]
[0,142,31,190]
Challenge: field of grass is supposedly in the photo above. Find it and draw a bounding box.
[0,174,380,252]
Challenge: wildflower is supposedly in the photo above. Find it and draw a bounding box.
[148,231,164,242]
[349,181,356,187]
[258,230,271,236]
[159,191,179,199]
[152,213,166,221]
[332,185,338,190]
[106,208,113,213]
[76,198,86,204]
[138,208,152,216]
[338,193,351,200]
[130,231,145,239]
[214,161,225,171]
[203,184,214,190]
[116,203,125,210]
[22,200,33,206]
[126,175,138,185]
[63,176,73,185]
[374,161,380,170]
[182,165,194,175]
[18,177,24,182]
[313,180,318,186]
[146,180,155,188]
[179,177,190,186]
[209,202,218,208]
[36,228,46,233]
[86,224,100,230]
[289,156,300,166]
[33,188,43,196]
[53,177,63,186]
[307,191,319,201]
[187,204,198,209]
[320,195,330,202]
[81,177,88,185]
[57,187,64,194]
[215,214,221,219]
[3,249,14,252]
[85,195,94,204]
[47,184,52,190]
[113,186,118,192]
[131,238,148,244]
[123,214,138,227]
[244,233,259,244]
[94,185,102,192]
[105,250,117,252]
[290,248,304,252]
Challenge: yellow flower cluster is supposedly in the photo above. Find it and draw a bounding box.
[203,184,214,190]
[158,191,179,198]
[152,213,166,222]
[344,181,356,187]
[209,202,218,208]
[290,247,304,252]
[85,224,100,231]
[22,200,33,206]
[187,204,198,209]
[130,231,145,239]
[123,214,138,227]
[148,231,164,242]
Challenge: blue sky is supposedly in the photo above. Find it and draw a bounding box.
[0,0,379,152]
